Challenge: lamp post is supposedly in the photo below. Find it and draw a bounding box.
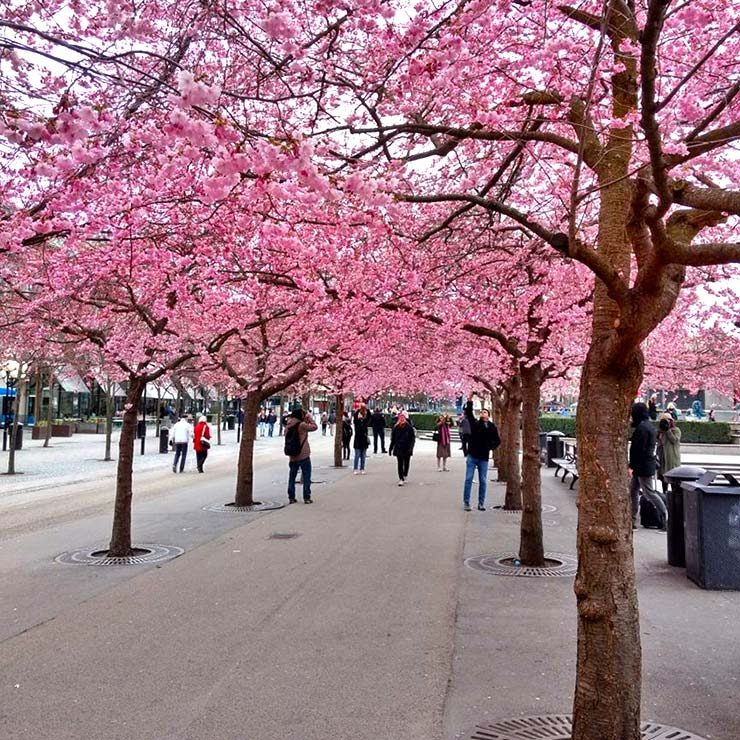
[2,370,8,452]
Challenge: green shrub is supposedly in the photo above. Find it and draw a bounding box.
[537,416,731,443]
[672,421,731,444]
[539,416,576,437]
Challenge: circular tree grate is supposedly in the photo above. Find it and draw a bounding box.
[203,501,285,513]
[55,544,184,566]
[466,715,707,739]
[465,552,578,578]
[493,504,557,514]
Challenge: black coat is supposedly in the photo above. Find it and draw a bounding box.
[389,423,416,457]
[630,420,657,476]
[342,419,353,444]
[464,401,501,461]
[353,412,371,450]
[370,411,386,432]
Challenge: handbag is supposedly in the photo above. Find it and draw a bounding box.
[432,431,439,442]
[200,436,211,449]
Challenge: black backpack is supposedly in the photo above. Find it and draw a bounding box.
[284,425,303,456]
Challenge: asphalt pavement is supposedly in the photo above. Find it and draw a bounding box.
[0,433,739,740]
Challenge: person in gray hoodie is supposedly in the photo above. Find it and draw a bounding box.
[285,408,318,504]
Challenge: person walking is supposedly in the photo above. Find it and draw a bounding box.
[435,414,452,471]
[321,410,328,436]
[458,411,472,456]
[342,412,353,460]
[657,412,682,494]
[352,404,371,474]
[629,401,668,530]
[193,414,211,473]
[258,410,267,437]
[171,415,193,473]
[328,410,336,436]
[267,409,277,437]
[462,394,501,511]
[284,408,318,504]
[389,412,416,486]
[370,407,387,454]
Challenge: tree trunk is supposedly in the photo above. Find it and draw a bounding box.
[492,399,505,479]
[333,393,344,467]
[572,346,643,739]
[234,392,260,506]
[104,386,114,461]
[108,378,146,556]
[500,377,522,510]
[32,367,41,424]
[518,364,545,566]
[43,375,53,448]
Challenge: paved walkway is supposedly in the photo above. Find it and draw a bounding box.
[0,436,739,739]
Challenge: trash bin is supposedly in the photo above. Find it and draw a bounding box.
[227,415,235,430]
[546,431,565,468]
[538,432,548,463]
[159,427,169,454]
[682,470,740,590]
[663,465,706,567]
[136,420,147,439]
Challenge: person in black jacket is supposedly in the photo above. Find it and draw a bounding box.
[462,395,501,511]
[353,405,371,474]
[370,408,387,454]
[629,401,667,529]
[389,413,416,486]
[341,412,353,460]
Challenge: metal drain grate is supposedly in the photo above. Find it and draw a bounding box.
[269,532,301,540]
[493,504,557,514]
[467,715,707,739]
[465,552,578,578]
[203,501,285,513]
[55,544,184,566]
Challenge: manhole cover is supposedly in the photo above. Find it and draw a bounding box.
[269,532,301,540]
[466,715,707,739]
[203,501,285,513]
[465,552,578,577]
[55,544,184,566]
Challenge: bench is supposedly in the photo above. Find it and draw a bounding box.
[552,447,579,489]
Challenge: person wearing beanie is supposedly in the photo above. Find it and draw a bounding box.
[389,412,416,486]
[194,413,211,473]
[284,407,318,503]
[629,401,667,529]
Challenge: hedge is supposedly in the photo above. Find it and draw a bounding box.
[538,416,732,444]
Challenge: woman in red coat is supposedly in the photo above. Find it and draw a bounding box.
[193,414,212,473]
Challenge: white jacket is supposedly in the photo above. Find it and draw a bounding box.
[172,419,193,444]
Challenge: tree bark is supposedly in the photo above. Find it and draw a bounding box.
[234,392,260,506]
[104,385,114,462]
[492,397,506,481]
[518,363,545,566]
[108,378,146,556]
[43,374,53,448]
[501,378,522,510]
[333,393,344,467]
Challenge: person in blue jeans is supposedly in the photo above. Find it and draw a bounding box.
[462,393,501,511]
[285,408,318,504]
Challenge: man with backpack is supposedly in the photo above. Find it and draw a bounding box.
[284,408,318,504]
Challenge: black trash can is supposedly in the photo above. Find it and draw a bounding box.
[663,465,706,567]
[546,431,565,468]
[136,420,147,439]
[683,471,740,590]
[227,415,235,431]
[159,427,169,454]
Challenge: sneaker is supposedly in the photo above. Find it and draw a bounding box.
[478,505,486,511]
[398,480,404,487]
[304,498,313,504]
[172,465,176,473]
[464,504,472,511]
[288,498,297,504]
[360,470,367,476]
[353,470,359,475]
